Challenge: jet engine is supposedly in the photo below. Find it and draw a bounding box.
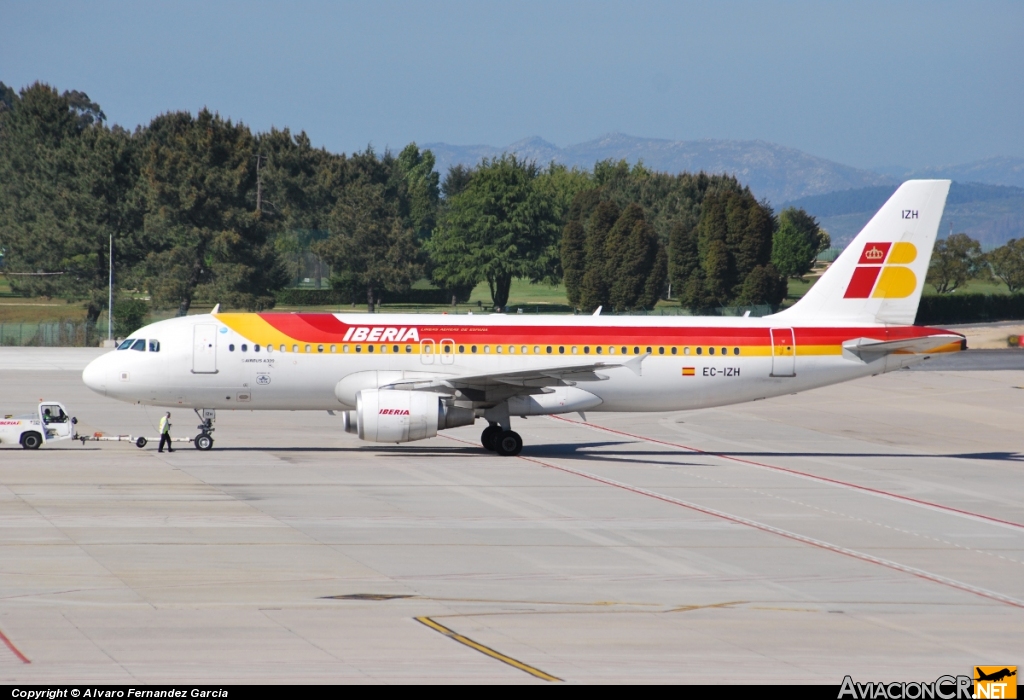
[350,389,475,443]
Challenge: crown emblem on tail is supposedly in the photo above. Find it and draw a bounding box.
[864,246,885,261]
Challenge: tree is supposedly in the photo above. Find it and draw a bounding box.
[578,200,620,311]
[986,239,1024,293]
[428,155,559,310]
[396,143,440,240]
[927,233,986,294]
[561,220,586,307]
[771,207,821,279]
[0,82,146,323]
[667,218,698,300]
[605,204,665,310]
[141,109,286,314]
[737,264,788,306]
[316,179,420,312]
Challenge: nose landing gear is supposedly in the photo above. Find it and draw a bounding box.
[193,408,215,450]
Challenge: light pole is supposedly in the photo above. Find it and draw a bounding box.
[108,234,113,342]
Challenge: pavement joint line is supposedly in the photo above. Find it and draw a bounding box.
[549,415,1024,532]
[442,434,1024,611]
[415,616,562,682]
[0,626,31,664]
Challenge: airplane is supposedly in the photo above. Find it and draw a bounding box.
[82,180,964,455]
[975,668,1016,683]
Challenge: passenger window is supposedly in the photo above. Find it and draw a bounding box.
[596,346,603,354]
[148,340,160,352]
[733,347,740,355]
[671,347,677,355]
[343,345,350,353]
[658,347,665,355]
[709,347,715,355]
[117,339,134,350]
[292,345,298,353]
[533,346,540,354]
[330,345,336,353]
[355,345,362,353]
[254,344,260,352]
[131,339,146,351]
[405,345,412,353]
[721,347,727,356]
[583,346,589,354]
[229,344,235,352]
[684,347,690,355]
[380,345,387,353]
[621,346,628,354]
[608,346,616,354]
[317,344,324,353]
[267,345,273,354]
[633,347,640,355]
[646,347,652,354]
[442,345,451,353]
[471,345,477,353]
[696,347,703,355]
[241,344,248,352]
[458,345,465,353]
[571,346,578,354]
[546,346,552,354]
[392,345,398,353]
[367,345,374,353]
[558,346,564,354]
[496,345,503,354]
[280,344,286,353]
[305,344,311,353]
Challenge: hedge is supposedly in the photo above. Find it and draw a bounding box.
[275,287,468,307]
[915,293,1024,325]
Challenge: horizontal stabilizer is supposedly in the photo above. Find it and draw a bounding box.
[842,334,965,361]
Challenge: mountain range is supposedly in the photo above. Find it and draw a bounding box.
[423,133,1024,246]
[424,133,893,204]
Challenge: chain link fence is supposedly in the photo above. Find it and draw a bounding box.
[0,321,101,347]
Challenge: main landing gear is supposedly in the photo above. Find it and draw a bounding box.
[480,423,523,457]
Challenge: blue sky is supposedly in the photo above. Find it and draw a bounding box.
[3,0,1021,169]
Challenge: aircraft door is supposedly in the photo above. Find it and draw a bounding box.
[420,339,435,365]
[770,328,796,377]
[192,324,218,374]
[440,338,455,365]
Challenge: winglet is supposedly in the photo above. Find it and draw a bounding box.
[211,303,221,315]
[592,306,602,316]
[621,352,650,376]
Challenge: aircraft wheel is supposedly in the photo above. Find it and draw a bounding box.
[136,437,148,448]
[481,425,502,452]
[195,433,214,451]
[495,430,523,457]
[21,432,42,450]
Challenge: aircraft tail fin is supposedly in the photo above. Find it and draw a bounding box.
[772,180,951,326]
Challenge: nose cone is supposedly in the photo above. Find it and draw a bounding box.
[82,355,108,396]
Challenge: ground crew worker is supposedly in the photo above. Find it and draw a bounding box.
[158,412,173,453]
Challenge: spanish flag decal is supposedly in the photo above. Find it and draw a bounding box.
[682,367,695,376]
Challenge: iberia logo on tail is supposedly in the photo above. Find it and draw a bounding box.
[844,242,918,299]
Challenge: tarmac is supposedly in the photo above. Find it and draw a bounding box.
[1,347,1023,683]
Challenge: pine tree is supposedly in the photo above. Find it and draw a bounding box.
[668,218,698,300]
[606,204,653,311]
[578,200,620,311]
[561,220,586,307]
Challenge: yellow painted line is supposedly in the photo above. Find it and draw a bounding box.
[415,616,562,682]
[666,600,746,613]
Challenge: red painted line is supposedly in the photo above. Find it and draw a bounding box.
[441,434,1024,610]
[550,416,1024,532]
[0,626,30,664]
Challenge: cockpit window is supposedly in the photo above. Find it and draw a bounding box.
[148,340,160,352]
[130,339,146,351]
[117,339,134,350]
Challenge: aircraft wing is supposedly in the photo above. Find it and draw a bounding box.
[842,334,964,361]
[382,354,647,392]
